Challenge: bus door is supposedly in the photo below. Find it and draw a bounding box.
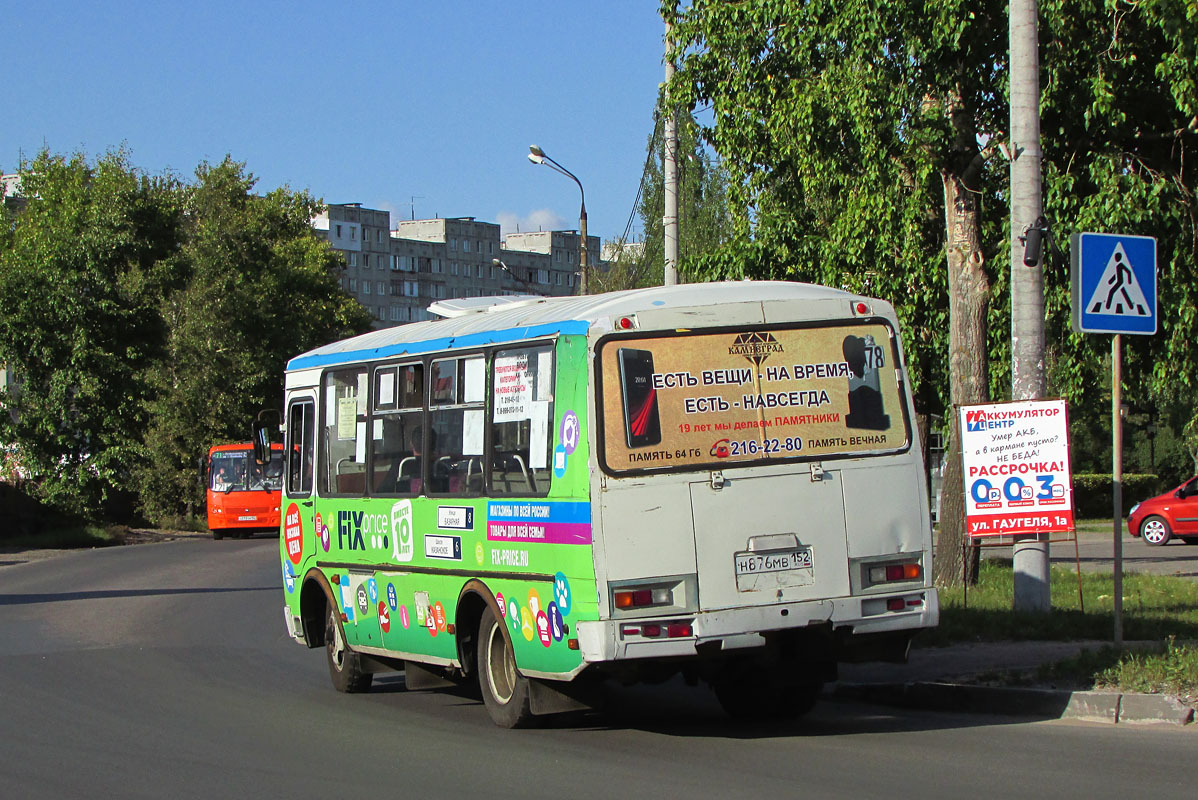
[283,394,318,582]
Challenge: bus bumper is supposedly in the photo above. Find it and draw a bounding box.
[576,588,939,664]
[284,605,307,646]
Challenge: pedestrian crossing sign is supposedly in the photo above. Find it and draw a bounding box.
[1071,232,1157,335]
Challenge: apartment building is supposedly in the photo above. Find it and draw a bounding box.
[313,203,601,329]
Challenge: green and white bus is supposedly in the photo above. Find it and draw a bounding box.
[273,281,937,727]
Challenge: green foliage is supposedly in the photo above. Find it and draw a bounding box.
[1071,472,1163,516]
[1092,636,1198,696]
[665,0,1010,415]
[1033,638,1198,696]
[1039,0,1198,444]
[0,151,372,524]
[0,149,183,518]
[665,0,1198,431]
[132,159,373,524]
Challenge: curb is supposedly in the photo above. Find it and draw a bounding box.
[832,682,1196,725]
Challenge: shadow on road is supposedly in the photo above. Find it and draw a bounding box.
[0,585,277,606]
[369,671,1034,738]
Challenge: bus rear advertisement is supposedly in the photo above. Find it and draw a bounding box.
[270,282,938,727]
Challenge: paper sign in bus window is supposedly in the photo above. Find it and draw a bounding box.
[337,397,357,440]
[463,408,484,456]
[530,401,550,468]
[618,348,662,448]
[494,353,534,421]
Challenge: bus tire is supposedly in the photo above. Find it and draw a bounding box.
[477,607,534,728]
[326,605,372,693]
[211,530,223,541]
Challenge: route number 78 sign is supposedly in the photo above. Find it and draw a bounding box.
[958,399,1074,538]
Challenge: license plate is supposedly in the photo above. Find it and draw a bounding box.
[237,515,257,522]
[735,547,813,576]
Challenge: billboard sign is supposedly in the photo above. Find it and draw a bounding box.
[959,399,1073,537]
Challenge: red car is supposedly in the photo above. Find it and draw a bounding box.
[1126,476,1198,546]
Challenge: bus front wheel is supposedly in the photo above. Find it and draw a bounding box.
[477,607,534,728]
[325,605,372,693]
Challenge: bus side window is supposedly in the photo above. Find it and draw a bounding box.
[323,368,368,496]
[286,399,314,497]
[371,363,423,495]
[490,345,553,496]
[428,355,485,495]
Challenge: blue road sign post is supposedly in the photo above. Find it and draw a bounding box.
[1070,231,1158,648]
[1071,232,1157,335]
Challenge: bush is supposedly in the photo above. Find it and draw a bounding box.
[1071,473,1163,518]
[0,481,81,541]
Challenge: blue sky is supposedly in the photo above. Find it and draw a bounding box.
[4,1,668,243]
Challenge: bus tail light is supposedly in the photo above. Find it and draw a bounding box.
[614,587,672,609]
[620,620,694,640]
[868,561,922,585]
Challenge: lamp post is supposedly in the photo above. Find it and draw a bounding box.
[528,145,588,295]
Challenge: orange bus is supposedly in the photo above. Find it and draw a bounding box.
[205,442,284,540]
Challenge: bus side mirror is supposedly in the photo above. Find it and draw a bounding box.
[252,421,271,465]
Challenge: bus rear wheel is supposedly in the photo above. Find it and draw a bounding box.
[325,605,372,693]
[477,607,533,728]
[711,663,823,721]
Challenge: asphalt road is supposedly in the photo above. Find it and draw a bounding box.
[1,537,1194,799]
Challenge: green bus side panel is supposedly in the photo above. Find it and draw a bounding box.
[280,334,597,678]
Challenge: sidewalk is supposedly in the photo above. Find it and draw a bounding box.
[834,640,1196,725]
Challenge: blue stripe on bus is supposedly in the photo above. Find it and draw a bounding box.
[286,320,591,371]
[487,500,592,524]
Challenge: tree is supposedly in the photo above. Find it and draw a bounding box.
[665,0,1005,583]
[0,151,372,525]
[1038,0,1198,460]
[0,150,183,519]
[132,158,373,524]
[666,1,1198,584]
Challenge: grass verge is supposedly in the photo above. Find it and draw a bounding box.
[930,560,1198,697]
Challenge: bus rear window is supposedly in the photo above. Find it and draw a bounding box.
[597,322,910,474]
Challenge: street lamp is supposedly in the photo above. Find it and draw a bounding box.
[528,144,588,295]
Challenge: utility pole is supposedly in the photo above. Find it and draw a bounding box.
[663,17,680,286]
[1010,0,1050,611]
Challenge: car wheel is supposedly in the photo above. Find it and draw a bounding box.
[477,606,534,728]
[325,604,372,693]
[1140,515,1172,546]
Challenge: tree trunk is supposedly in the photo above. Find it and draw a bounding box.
[933,170,990,587]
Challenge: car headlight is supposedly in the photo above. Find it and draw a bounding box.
[1128,502,1140,517]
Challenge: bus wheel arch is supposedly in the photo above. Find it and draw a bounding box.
[454,581,494,680]
[299,570,336,649]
